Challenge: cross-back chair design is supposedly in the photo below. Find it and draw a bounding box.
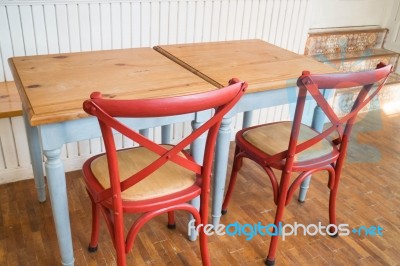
[221,63,392,265]
[82,80,247,265]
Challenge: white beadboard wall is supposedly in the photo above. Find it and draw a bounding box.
[383,0,400,71]
[0,0,311,184]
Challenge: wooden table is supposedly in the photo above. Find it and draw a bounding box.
[8,48,217,266]
[9,40,336,265]
[155,40,337,228]
[0,81,22,118]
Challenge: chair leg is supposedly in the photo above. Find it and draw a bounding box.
[221,146,243,215]
[167,211,176,229]
[199,224,211,266]
[266,168,292,266]
[328,186,339,237]
[199,194,211,265]
[329,160,344,237]
[88,199,100,252]
[265,199,286,266]
[115,242,127,266]
[114,216,127,266]
[329,171,342,237]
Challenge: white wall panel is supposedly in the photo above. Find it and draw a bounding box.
[32,5,49,54]
[383,0,400,59]
[68,4,82,52]
[121,2,132,48]
[78,3,92,51]
[140,2,151,46]
[0,118,18,169]
[89,3,102,50]
[0,6,14,80]
[8,6,25,56]
[177,1,187,43]
[44,5,60,53]
[111,2,122,49]
[55,4,70,53]
[20,6,37,55]
[19,6,36,55]
[193,1,204,42]
[131,2,141,47]
[10,117,30,167]
[100,3,112,49]
[310,0,390,29]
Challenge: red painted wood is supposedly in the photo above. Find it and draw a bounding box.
[82,80,247,265]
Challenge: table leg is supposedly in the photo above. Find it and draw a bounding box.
[298,104,325,202]
[242,111,253,128]
[43,147,75,266]
[188,111,208,241]
[23,112,46,202]
[212,116,233,227]
[161,125,171,144]
[139,128,150,138]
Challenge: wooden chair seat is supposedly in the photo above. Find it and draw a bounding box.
[242,122,334,162]
[90,146,196,201]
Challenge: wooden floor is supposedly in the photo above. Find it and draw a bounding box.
[1,110,399,266]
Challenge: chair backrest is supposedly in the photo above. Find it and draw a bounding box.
[83,80,247,202]
[270,63,392,164]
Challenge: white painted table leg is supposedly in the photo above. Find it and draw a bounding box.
[23,112,46,202]
[212,116,233,227]
[188,111,208,241]
[43,148,75,266]
[139,128,150,137]
[161,125,171,144]
[242,111,253,128]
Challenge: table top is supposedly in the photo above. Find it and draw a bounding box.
[154,39,337,93]
[9,48,216,126]
[10,40,338,126]
[0,82,22,118]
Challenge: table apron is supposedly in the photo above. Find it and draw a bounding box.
[38,113,198,150]
[227,87,299,117]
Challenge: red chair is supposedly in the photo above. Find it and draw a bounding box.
[82,80,247,265]
[221,64,392,265]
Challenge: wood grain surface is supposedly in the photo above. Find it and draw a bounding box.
[0,82,22,118]
[9,48,216,126]
[155,40,337,92]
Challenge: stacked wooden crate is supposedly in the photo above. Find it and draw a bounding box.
[304,26,400,116]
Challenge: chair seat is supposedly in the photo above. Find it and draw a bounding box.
[242,122,334,162]
[90,146,196,201]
